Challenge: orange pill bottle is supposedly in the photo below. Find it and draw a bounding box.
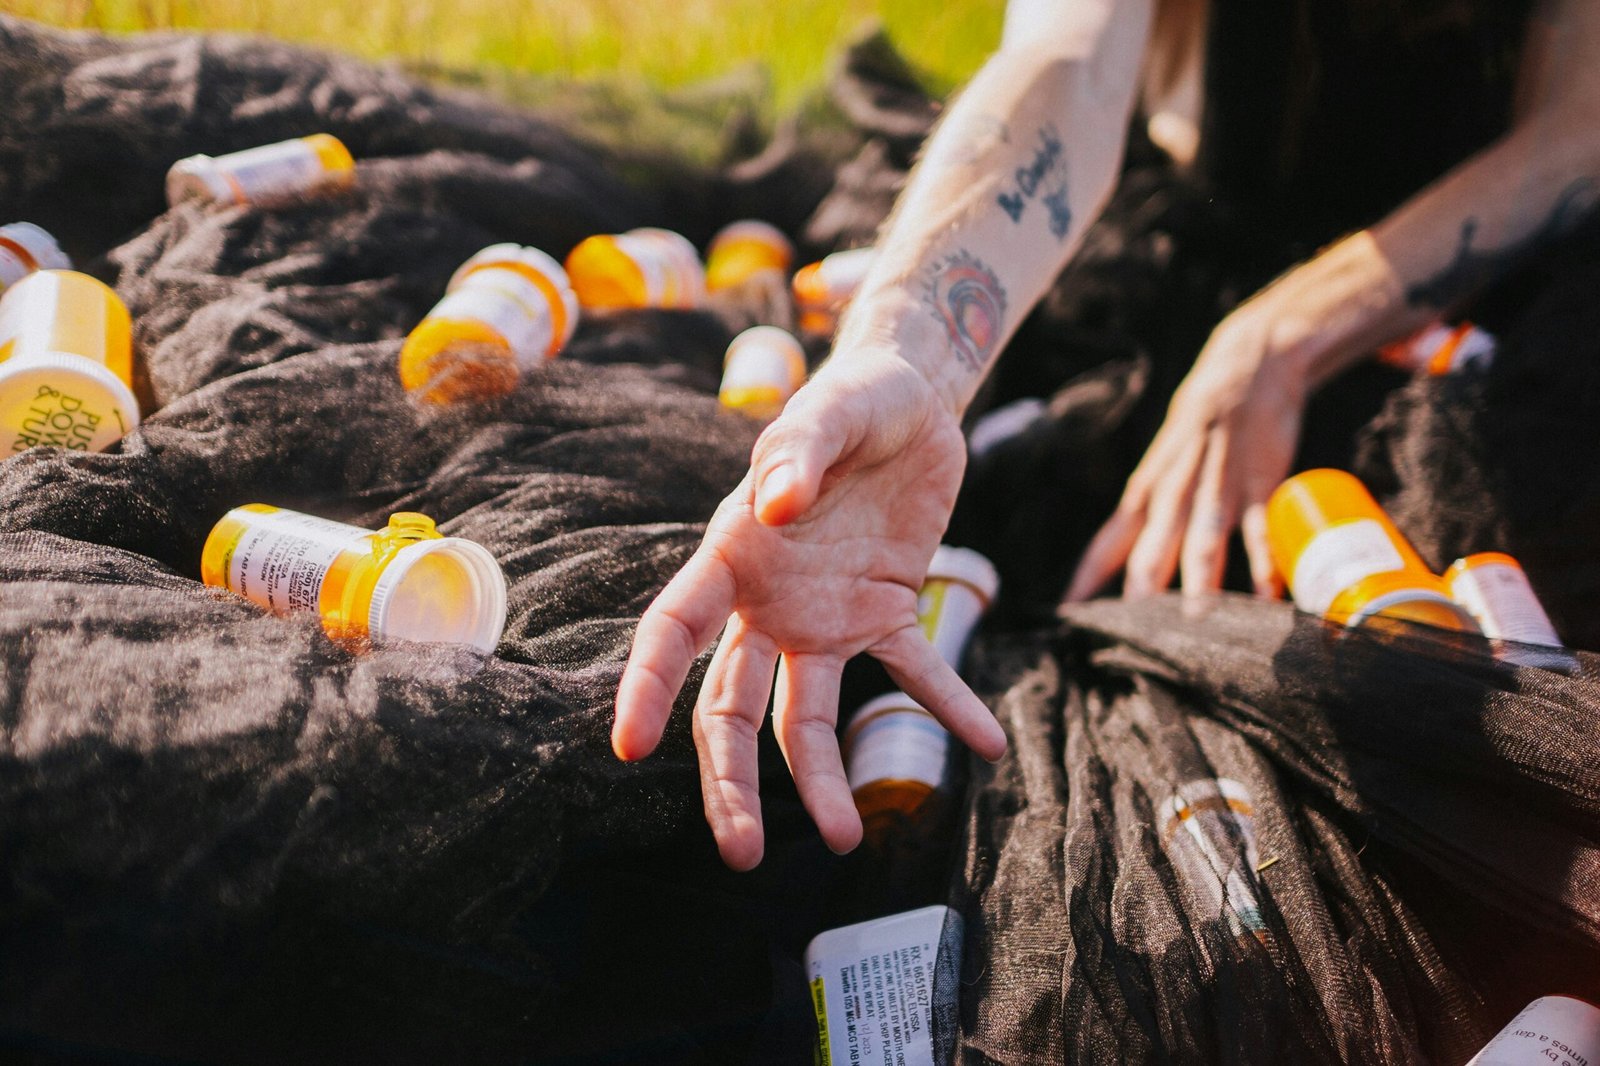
[201,506,507,653]
[1445,552,1577,671]
[399,243,578,404]
[792,247,876,336]
[166,134,356,208]
[0,270,139,454]
[705,220,793,292]
[719,326,806,420]
[1266,469,1476,632]
[564,227,705,311]
[0,223,72,295]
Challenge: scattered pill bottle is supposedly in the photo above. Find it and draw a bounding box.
[719,325,806,420]
[967,395,1047,459]
[792,247,876,336]
[400,244,579,405]
[705,220,793,292]
[806,905,963,1066]
[201,505,507,653]
[1445,552,1579,672]
[919,545,1000,669]
[0,270,139,455]
[0,223,72,295]
[1379,321,1495,376]
[1467,996,1600,1066]
[1266,469,1478,633]
[166,134,356,209]
[564,227,705,311]
[1162,777,1268,944]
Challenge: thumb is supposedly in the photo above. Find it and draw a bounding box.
[751,392,854,527]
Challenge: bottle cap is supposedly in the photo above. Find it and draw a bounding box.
[708,220,793,260]
[166,156,234,207]
[368,535,508,654]
[0,352,140,455]
[0,223,72,272]
[925,545,1000,605]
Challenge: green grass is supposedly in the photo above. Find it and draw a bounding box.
[13,0,1004,113]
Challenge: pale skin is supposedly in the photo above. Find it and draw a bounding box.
[616,0,1600,869]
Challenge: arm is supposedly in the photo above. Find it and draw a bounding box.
[613,0,1157,869]
[1068,0,1600,602]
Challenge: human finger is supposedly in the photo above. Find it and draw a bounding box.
[1240,500,1281,598]
[692,616,779,870]
[749,387,855,527]
[613,546,737,761]
[771,653,862,854]
[1065,503,1144,603]
[872,625,1006,762]
[1122,436,1206,598]
[1179,425,1238,597]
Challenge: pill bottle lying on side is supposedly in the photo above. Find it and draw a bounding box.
[167,134,356,209]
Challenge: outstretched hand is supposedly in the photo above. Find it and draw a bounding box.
[612,352,1007,870]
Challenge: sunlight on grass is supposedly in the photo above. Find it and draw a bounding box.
[12,0,1005,110]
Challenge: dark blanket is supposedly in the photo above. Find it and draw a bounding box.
[2,14,1599,1065]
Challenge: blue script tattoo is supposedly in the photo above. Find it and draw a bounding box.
[996,124,1064,226]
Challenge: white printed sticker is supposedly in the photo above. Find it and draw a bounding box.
[227,509,369,615]
[222,139,327,204]
[845,706,949,792]
[428,285,551,369]
[1448,562,1563,647]
[1467,995,1600,1066]
[1290,519,1406,616]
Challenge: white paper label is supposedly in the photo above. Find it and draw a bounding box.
[1449,562,1563,647]
[816,247,877,298]
[1468,996,1600,1066]
[428,283,551,368]
[845,705,949,791]
[806,905,960,1066]
[1164,778,1265,936]
[917,579,987,671]
[220,139,328,204]
[720,343,800,395]
[227,510,369,614]
[1290,519,1407,616]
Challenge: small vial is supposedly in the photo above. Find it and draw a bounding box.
[201,505,507,652]
[1379,321,1495,375]
[1446,552,1578,672]
[0,270,139,455]
[1162,777,1268,943]
[1467,996,1600,1065]
[166,134,356,208]
[719,325,806,420]
[1266,469,1478,633]
[806,905,962,1066]
[0,223,72,294]
[705,220,793,292]
[400,244,579,405]
[842,546,1000,839]
[792,247,876,336]
[564,227,706,311]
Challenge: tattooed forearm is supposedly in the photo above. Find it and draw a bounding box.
[1406,177,1599,309]
[924,251,1009,374]
[996,123,1071,240]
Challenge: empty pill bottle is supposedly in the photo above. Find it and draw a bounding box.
[841,690,951,841]
[167,134,356,209]
[705,220,794,292]
[792,247,876,335]
[1467,996,1600,1066]
[1446,553,1578,672]
[1162,777,1269,944]
[0,270,139,455]
[564,227,705,311]
[1266,469,1477,632]
[400,244,579,405]
[1378,320,1495,375]
[719,326,806,420]
[919,545,1000,668]
[0,223,72,295]
[202,506,507,652]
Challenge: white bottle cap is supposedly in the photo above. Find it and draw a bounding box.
[166,155,235,208]
[709,220,793,258]
[925,545,1000,605]
[0,352,140,454]
[0,223,73,272]
[368,536,509,654]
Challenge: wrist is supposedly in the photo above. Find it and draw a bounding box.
[830,285,974,418]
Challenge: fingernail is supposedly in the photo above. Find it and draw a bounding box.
[755,464,795,518]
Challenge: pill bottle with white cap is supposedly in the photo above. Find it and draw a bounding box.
[1162,777,1269,945]
[201,506,508,653]
[841,546,1000,841]
[0,223,72,295]
[167,134,356,209]
[564,227,706,311]
[806,905,963,1066]
[0,270,140,455]
[1467,996,1600,1066]
[719,326,806,420]
[1379,320,1496,376]
[1445,552,1579,672]
[1266,469,1478,634]
[705,220,793,293]
[400,243,579,405]
[792,247,876,336]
